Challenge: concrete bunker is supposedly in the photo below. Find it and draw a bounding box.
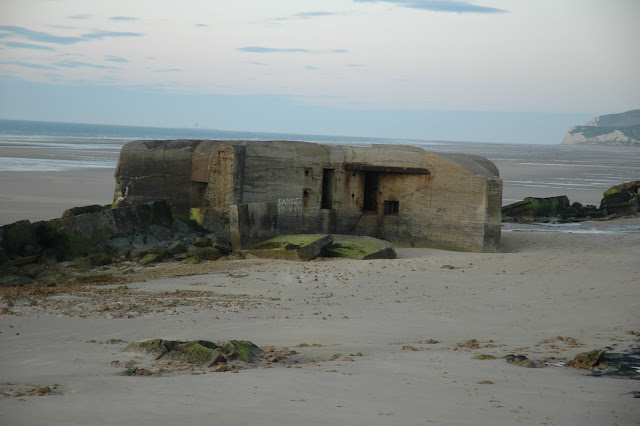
[113,140,502,253]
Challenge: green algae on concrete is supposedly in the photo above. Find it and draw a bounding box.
[242,234,333,261]
[325,234,396,260]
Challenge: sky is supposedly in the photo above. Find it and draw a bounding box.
[0,0,638,143]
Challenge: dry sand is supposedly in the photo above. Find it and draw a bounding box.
[1,218,639,425]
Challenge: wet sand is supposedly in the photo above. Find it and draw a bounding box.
[0,169,116,225]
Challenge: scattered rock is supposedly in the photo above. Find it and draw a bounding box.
[566,349,605,370]
[124,338,266,368]
[138,253,163,266]
[473,354,496,360]
[456,339,480,349]
[194,247,222,261]
[402,345,419,351]
[505,354,536,368]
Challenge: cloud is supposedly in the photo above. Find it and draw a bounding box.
[0,26,143,46]
[353,0,506,14]
[1,61,56,70]
[194,24,209,27]
[109,16,139,22]
[275,11,339,21]
[55,60,121,70]
[238,46,348,54]
[67,14,90,20]
[0,26,85,44]
[305,65,319,71]
[82,31,143,40]
[153,68,182,73]
[346,64,365,67]
[4,42,55,51]
[246,61,268,66]
[105,55,128,63]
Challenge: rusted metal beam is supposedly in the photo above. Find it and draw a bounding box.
[344,163,430,175]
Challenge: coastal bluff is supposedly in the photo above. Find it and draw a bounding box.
[562,110,640,146]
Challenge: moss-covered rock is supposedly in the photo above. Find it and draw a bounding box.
[0,275,35,287]
[11,255,39,266]
[505,354,536,368]
[124,339,265,367]
[1,220,37,257]
[181,256,200,264]
[138,253,163,266]
[61,205,104,218]
[473,354,497,360]
[566,349,605,370]
[194,247,222,261]
[88,252,113,267]
[124,339,168,360]
[74,273,113,283]
[223,340,265,363]
[161,341,226,367]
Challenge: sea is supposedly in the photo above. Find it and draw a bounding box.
[1,118,639,232]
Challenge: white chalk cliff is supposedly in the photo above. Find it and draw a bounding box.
[562,110,640,146]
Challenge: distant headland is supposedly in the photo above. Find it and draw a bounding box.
[562,109,640,146]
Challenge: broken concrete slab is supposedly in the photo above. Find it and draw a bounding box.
[502,196,570,220]
[325,234,396,260]
[241,234,333,261]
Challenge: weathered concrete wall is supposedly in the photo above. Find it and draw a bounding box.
[113,140,502,253]
[229,202,278,251]
[113,140,202,218]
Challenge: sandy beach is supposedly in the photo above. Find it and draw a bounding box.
[1,217,639,425]
[1,140,639,425]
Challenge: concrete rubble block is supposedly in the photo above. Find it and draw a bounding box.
[600,180,640,215]
[325,234,397,260]
[171,218,192,235]
[146,224,173,242]
[242,234,334,261]
[502,196,570,219]
[194,247,222,261]
[61,205,104,218]
[167,241,186,255]
[0,220,37,258]
[206,234,232,254]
